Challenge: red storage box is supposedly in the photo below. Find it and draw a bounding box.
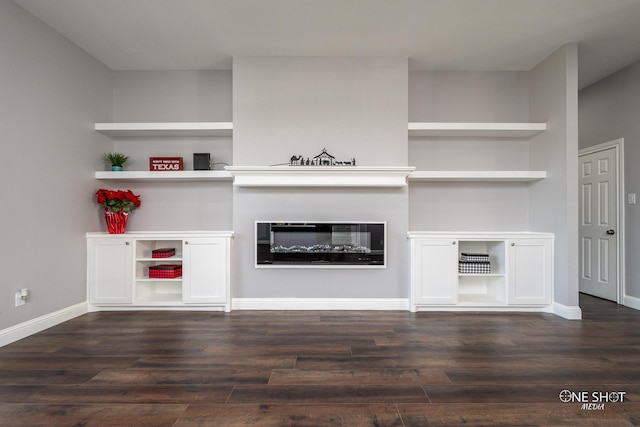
[152,248,176,258]
[148,264,182,279]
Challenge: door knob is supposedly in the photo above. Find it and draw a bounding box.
[606,229,616,235]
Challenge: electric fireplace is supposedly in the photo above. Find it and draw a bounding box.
[256,222,386,267]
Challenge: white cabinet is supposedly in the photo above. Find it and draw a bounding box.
[508,238,553,305]
[182,237,231,306]
[408,232,553,312]
[87,237,133,304]
[87,231,233,311]
[409,238,458,306]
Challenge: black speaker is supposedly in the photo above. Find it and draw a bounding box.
[193,153,211,170]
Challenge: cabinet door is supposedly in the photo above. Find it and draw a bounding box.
[410,239,458,307]
[87,238,133,304]
[508,238,552,305]
[182,237,229,305]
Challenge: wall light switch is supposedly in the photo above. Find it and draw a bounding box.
[628,193,636,204]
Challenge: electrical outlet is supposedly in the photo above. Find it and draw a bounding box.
[15,292,25,307]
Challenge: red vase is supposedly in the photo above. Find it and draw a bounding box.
[104,210,129,234]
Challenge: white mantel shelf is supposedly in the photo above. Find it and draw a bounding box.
[408,171,547,182]
[225,166,416,187]
[408,122,546,138]
[95,171,233,181]
[95,122,233,137]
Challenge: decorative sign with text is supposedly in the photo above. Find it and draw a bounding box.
[149,157,183,171]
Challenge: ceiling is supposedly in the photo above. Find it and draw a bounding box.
[13,0,640,89]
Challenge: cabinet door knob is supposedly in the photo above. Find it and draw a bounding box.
[452,241,456,245]
[125,241,130,245]
[185,241,189,245]
[511,243,515,246]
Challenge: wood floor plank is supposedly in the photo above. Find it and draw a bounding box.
[423,384,580,403]
[87,368,273,385]
[227,384,430,404]
[0,385,47,403]
[295,355,460,370]
[203,343,352,357]
[175,403,403,426]
[131,355,297,370]
[0,369,99,385]
[27,385,233,404]
[0,403,187,427]
[0,356,139,369]
[397,403,639,426]
[268,368,451,385]
[443,367,632,385]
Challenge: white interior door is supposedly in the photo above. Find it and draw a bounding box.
[579,145,619,301]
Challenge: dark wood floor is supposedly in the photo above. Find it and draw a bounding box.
[1,294,640,426]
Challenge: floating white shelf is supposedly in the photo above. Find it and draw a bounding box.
[95,171,233,181]
[95,122,233,137]
[226,166,416,187]
[408,171,546,182]
[408,122,546,138]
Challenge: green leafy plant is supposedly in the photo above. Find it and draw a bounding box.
[103,152,130,167]
[95,189,141,213]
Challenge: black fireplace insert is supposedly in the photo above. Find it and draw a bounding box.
[256,222,385,267]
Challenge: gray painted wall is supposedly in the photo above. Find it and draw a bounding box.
[409,71,530,123]
[107,71,234,231]
[408,71,532,231]
[579,59,640,299]
[529,44,579,307]
[232,57,409,300]
[0,0,112,329]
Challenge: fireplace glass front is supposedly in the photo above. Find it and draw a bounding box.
[256,222,385,267]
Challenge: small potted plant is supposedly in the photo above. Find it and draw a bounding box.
[103,152,130,171]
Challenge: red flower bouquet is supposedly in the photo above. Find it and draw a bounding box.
[95,189,141,213]
[95,189,141,233]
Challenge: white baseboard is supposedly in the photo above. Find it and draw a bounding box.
[232,298,410,311]
[0,302,88,347]
[623,295,640,310]
[552,302,582,319]
[413,305,553,313]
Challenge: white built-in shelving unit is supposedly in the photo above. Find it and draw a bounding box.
[225,166,415,187]
[407,232,553,312]
[94,122,233,181]
[93,121,548,184]
[95,171,233,181]
[87,231,233,311]
[408,122,547,183]
[90,120,553,311]
[407,122,546,138]
[95,122,233,137]
[408,171,546,182]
